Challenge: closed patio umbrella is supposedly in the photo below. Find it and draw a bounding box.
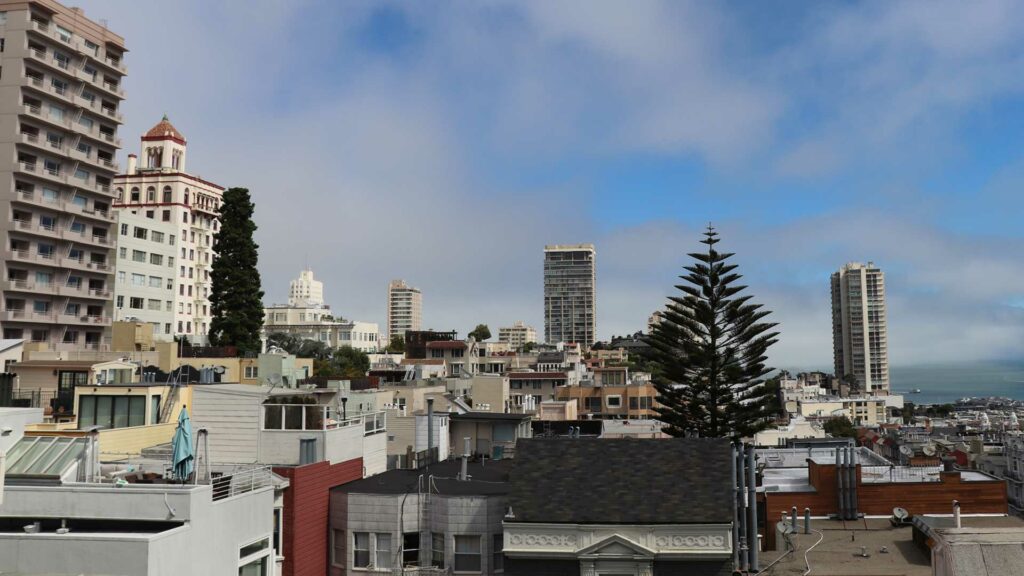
[171,406,194,482]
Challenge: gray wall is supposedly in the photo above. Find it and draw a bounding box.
[331,492,507,575]
[191,386,262,463]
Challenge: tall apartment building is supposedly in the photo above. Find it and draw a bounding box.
[498,320,537,349]
[112,117,223,344]
[543,243,596,347]
[0,1,126,350]
[288,267,322,307]
[831,261,889,394]
[386,279,421,341]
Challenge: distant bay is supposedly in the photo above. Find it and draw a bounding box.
[890,361,1024,405]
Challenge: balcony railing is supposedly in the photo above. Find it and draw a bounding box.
[262,406,386,435]
[208,465,273,502]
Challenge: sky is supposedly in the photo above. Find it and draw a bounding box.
[78,0,1024,370]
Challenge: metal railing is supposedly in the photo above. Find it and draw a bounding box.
[208,465,273,502]
[860,464,944,483]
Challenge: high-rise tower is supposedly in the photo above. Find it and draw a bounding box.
[386,279,421,341]
[0,1,126,350]
[831,261,889,394]
[544,244,596,347]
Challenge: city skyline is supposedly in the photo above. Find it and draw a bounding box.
[75,0,1024,367]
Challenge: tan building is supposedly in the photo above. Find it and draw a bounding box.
[831,261,889,393]
[0,0,126,351]
[288,267,322,307]
[498,320,537,349]
[112,117,223,343]
[386,278,421,340]
[556,382,661,420]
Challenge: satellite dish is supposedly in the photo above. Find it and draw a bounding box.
[899,445,913,457]
[923,444,937,457]
[893,507,909,521]
[213,366,226,374]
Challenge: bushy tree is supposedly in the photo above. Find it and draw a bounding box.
[315,346,370,379]
[209,187,264,353]
[386,334,406,353]
[647,226,779,439]
[824,416,857,438]
[469,324,491,341]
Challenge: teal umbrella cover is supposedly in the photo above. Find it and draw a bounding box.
[171,406,194,482]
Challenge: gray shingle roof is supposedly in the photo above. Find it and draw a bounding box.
[509,437,733,524]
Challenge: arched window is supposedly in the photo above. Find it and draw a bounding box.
[130,187,140,202]
[162,186,172,203]
[115,187,123,202]
[146,186,156,202]
[183,189,189,205]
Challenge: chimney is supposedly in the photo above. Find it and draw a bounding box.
[953,500,961,528]
[426,398,434,466]
[460,437,471,481]
[127,154,137,175]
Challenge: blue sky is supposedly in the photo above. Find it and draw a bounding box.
[81,0,1024,368]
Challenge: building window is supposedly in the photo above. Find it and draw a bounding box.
[120,223,128,235]
[245,366,258,379]
[331,529,344,568]
[492,534,503,572]
[432,533,445,568]
[132,250,146,263]
[238,537,271,576]
[129,297,144,309]
[150,253,163,265]
[353,533,370,568]
[377,533,392,569]
[152,231,164,243]
[131,274,145,287]
[78,395,146,429]
[403,532,419,567]
[454,535,481,572]
[606,395,622,408]
[134,226,147,240]
[116,295,124,308]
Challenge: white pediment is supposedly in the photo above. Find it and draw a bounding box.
[579,534,655,559]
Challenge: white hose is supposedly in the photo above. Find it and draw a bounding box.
[802,529,825,575]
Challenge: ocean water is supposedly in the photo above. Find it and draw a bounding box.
[889,361,1024,405]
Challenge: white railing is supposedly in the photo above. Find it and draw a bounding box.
[262,406,386,435]
[208,465,273,502]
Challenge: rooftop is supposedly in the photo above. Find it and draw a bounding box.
[143,115,185,143]
[334,459,512,496]
[508,438,732,525]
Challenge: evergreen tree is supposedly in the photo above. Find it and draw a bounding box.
[647,226,779,439]
[386,335,406,353]
[209,187,264,353]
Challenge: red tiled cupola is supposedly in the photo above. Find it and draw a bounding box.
[142,114,186,144]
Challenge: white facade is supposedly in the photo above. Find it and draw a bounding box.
[498,320,537,349]
[263,304,381,352]
[831,262,889,393]
[113,117,222,344]
[386,279,421,340]
[288,268,323,307]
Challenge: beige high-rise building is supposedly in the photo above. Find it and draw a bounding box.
[498,320,537,349]
[386,279,421,341]
[288,268,323,307]
[544,243,596,347]
[831,261,889,394]
[0,1,126,350]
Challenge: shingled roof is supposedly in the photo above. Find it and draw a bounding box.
[509,438,733,524]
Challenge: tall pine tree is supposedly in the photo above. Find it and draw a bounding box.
[647,226,779,439]
[209,187,264,353]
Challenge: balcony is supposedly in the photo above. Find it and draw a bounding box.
[101,106,124,124]
[0,310,56,323]
[57,313,111,326]
[105,56,127,75]
[1,279,55,294]
[96,80,125,99]
[13,188,61,210]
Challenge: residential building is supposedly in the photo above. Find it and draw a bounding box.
[535,399,577,421]
[751,416,826,447]
[329,459,512,576]
[0,0,127,351]
[757,446,1008,549]
[264,271,381,352]
[10,357,136,419]
[0,433,275,575]
[426,338,478,377]
[831,261,890,393]
[797,395,889,425]
[498,320,536,349]
[264,305,381,352]
[556,382,661,420]
[449,411,532,459]
[508,371,567,412]
[113,116,223,343]
[543,244,596,347]
[1005,433,1024,512]
[386,279,421,341]
[289,267,323,307]
[504,438,735,575]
